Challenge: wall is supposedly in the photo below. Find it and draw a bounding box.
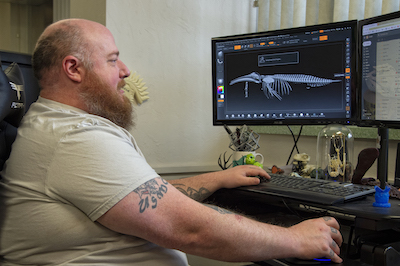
[0,0,52,54]
[53,0,106,25]
[106,0,258,175]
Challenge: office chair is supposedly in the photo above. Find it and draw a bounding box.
[0,60,26,172]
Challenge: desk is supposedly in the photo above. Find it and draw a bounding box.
[208,187,400,266]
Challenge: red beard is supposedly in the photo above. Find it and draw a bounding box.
[79,71,134,130]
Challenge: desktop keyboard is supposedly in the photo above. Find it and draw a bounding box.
[240,173,376,205]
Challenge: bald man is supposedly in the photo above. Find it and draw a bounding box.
[0,19,342,265]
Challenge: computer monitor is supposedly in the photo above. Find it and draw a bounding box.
[212,20,358,126]
[359,11,400,129]
[358,11,400,187]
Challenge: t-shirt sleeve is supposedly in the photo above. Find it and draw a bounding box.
[45,122,159,221]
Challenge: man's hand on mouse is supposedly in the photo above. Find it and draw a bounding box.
[219,165,270,189]
[288,216,343,263]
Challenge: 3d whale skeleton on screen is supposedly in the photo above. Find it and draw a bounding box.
[229,72,341,100]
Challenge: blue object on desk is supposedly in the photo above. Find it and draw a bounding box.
[313,257,332,263]
[283,257,332,264]
[373,185,391,208]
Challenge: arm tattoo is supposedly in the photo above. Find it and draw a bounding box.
[133,177,169,213]
[204,204,233,214]
[172,183,212,202]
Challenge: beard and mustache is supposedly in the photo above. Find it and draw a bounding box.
[78,70,134,130]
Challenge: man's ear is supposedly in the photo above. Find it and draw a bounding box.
[62,55,84,83]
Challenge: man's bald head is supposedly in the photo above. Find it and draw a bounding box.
[32,19,105,87]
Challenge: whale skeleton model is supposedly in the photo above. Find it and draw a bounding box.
[229,72,341,100]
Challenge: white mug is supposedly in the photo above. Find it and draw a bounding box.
[232,151,264,166]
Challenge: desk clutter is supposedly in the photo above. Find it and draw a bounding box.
[217,126,400,205]
[224,124,260,152]
[218,125,263,170]
[268,151,400,203]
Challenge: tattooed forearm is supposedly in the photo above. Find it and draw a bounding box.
[204,204,233,214]
[172,184,212,202]
[133,177,169,213]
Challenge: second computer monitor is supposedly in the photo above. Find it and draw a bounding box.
[359,11,400,129]
[212,20,358,126]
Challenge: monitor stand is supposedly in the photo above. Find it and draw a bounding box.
[377,127,389,189]
[395,143,400,187]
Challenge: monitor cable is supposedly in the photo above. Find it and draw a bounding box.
[286,125,303,165]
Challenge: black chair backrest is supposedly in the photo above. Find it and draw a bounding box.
[0,61,26,171]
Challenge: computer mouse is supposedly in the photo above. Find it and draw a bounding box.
[257,175,269,183]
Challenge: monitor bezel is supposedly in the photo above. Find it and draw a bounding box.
[212,20,358,126]
[357,10,400,129]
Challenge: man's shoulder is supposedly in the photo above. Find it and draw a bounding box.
[27,97,129,134]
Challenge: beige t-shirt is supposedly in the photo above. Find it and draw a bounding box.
[0,97,188,265]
